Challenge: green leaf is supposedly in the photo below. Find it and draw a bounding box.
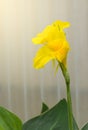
[41,102,49,113]
[23,99,79,130]
[0,106,22,130]
[82,123,88,130]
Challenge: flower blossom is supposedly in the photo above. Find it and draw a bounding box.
[32,20,70,69]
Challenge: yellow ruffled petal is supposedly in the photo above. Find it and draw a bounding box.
[55,40,70,64]
[32,24,66,44]
[53,20,70,31]
[33,46,55,69]
[32,25,53,44]
[32,35,45,44]
[47,39,63,51]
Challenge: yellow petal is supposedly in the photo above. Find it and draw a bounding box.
[33,46,55,69]
[32,25,53,44]
[32,35,45,44]
[56,40,70,64]
[32,24,66,44]
[53,20,70,31]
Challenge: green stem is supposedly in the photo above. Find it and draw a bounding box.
[59,62,74,130]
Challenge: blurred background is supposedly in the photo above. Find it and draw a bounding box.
[0,0,88,128]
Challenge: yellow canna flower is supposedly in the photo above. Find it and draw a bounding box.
[32,20,70,69]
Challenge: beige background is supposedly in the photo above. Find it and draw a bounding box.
[0,0,88,128]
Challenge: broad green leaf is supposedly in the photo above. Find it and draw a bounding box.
[41,102,49,113]
[82,123,88,130]
[23,99,79,130]
[0,106,22,130]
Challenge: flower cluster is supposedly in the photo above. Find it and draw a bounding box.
[32,20,70,69]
